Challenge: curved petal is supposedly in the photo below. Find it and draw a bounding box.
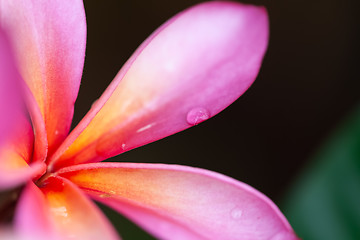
[0,27,45,189]
[0,114,46,190]
[34,176,120,240]
[0,227,50,240]
[0,0,87,155]
[14,177,119,240]
[0,27,22,146]
[58,163,298,240]
[14,182,57,239]
[0,25,47,164]
[49,2,269,170]
[0,162,45,191]
[22,85,48,163]
[0,230,52,240]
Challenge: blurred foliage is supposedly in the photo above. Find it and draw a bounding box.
[283,105,360,240]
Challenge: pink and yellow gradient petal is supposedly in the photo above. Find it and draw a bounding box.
[49,2,269,170]
[58,163,298,240]
[0,0,86,155]
[14,182,57,239]
[14,177,119,240]
[0,114,45,190]
[0,26,46,190]
[0,27,22,146]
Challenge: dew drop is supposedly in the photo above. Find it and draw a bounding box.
[99,193,112,198]
[121,143,126,151]
[186,107,210,126]
[136,123,154,133]
[230,207,243,220]
[52,206,68,218]
[99,190,116,198]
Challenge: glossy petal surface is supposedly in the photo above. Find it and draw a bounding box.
[0,26,45,190]
[37,177,120,240]
[59,163,297,240]
[0,27,21,146]
[0,0,86,155]
[50,2,269,169]
[14,182,56,239]
[0,114,46,190]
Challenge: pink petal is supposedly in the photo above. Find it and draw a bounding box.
[22,85,48,163]
[49,1,269,170]
[0,26,47,164]
[0,28,45,189]
[0,162,45,191]
[0,113,46,190]
[0,0,86,155]
[33,176,119,240]
[14,182,57,239]
[58,163,298,240]
[0,227,52,240]
[0,27,22,146]
[14,177,119,240]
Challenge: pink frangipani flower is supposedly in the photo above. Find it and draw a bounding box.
[0,1,298,239]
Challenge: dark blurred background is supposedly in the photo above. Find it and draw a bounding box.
[73,0,359,237]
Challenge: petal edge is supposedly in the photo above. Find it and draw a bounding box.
[50,1,269,169]
[59,162,298,240]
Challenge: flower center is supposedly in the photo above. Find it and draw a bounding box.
[35,169,55,187]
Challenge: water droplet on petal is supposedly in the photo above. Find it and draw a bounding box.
[121,143,126,151]
[99,190,116,198]
[186,107,210,126]
[136,123,155,133]
[230,207,243,220]
[99,193,112,198]
[52,206,68,218]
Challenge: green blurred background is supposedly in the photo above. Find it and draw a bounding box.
[71,0,360,239]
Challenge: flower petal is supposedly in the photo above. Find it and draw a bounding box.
[0,25,47,164]
[14,182,56,239]
[0,27,45,190]
[58,163,298,240]
[0,227,51,240]
[0,114,46,190]
[0,0,87,155]
[33,176,120,240]
[14,177,119,240]
[23,85,48,163]
[50,2,269,170]
[0,27,22,146]
[0,162,45,191]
